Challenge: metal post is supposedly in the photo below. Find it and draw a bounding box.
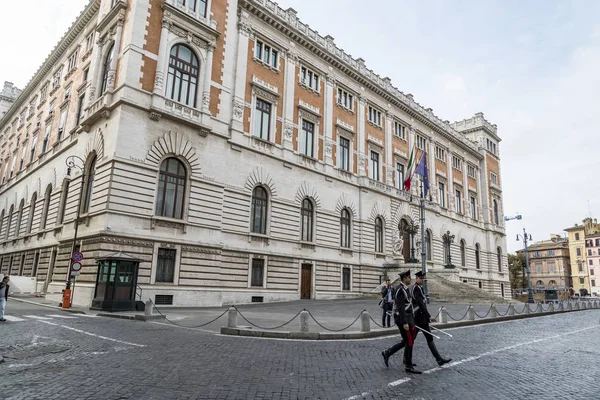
[522,228,534,304]
[420,177,429,303]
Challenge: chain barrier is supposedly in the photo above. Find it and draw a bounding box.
[473,305,493,319]
[515,304,528,314]
[305,309,363,332]
[446,308,470,322]
[369,315,384,328]
[233,306,303,330]
[149,299,229,328]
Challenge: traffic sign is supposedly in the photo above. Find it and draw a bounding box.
[71,261,82,272]
[72,252,84,262]
[70,271,81,277]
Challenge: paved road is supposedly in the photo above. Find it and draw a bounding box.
[1,301,599,399]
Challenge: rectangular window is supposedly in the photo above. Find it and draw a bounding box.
[490,172,498,185]
[438,182,446,208]
[19,146,26,171]
[156,248,176,283]
[40,83,49,102]
[591,269,595,276]
[68,51,78,71]
[547,249,555,256]
[575,233,580,240]
[367,106,382,126]
[85,33,94,52]
[435,146,446,162]
[596,239,600,246]
[76,95,85,125]
[470,196,477,219]
[254,39,278,69]
[396,163,404,189]
[58,109,67,141]
[370,151,380,181]
[300,120,315,158]
[253,98,271,140]
[593,279,597,287]
[29,136,38,163]
[393,121,406,140]
[42,125,51,153]
[486,138,497,155]
[452,156,462,170]
[467,165,476,178]
[549,263,555,273]
[589,259,593,265]
[336,88,354,111]
[339,136,350,171]
[416,135,426,150]
[250,258,265,287]
[588,249,592,256]
[9,154,17,179]
[342,267,351,291]
[576,248,582,256]
[300,66,319,91]
[579,277,585,284]
[52,69,62,89]
[536,264,542,273]
[455,189,462,213]
[533,251,540,257]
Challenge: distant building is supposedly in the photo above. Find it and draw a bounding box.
[585,233,600,296]
[519,234,571,293]
[0,82,21,119]
[564,218,600,295]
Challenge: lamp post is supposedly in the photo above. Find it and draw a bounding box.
[63,155,85,307]
[403,221,419,263]
[442,230,455,268]
[516,228,534,304]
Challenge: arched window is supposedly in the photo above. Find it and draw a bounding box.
[493,199,499,225]
[497,247,502,272]
[536,280,544,287]
[155,158,187,219]
[57,180,70,225]
[27,192,37,234]
[166,44,200,107]
[549,280,557,287]
[101,43,115,94]
[374,217,384,253]
[15,199,24,237]
[460,239,466,267]
[40,185,52,230]
[340,209,351,248]
[426,230,432,261]
[6,205,14,239]
[82,155,97,213]
[250,186,268,234]
[300,198,314,242]
[475,243,481,269]
[0,210,4,238]
[398,218,411,261]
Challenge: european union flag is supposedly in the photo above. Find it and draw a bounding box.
[415,152,429,198]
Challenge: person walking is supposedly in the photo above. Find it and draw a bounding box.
[0,276,10,322]
[412,271,451,366]
[381,270,421,374]
[380,278,395,328]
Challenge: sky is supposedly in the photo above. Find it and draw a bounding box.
[1,0,599,252]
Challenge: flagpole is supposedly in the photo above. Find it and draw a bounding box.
[420,174,430,304]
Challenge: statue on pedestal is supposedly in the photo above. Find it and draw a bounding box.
[392,231,405,263]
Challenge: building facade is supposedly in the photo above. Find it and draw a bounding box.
[520,235,571,293]
[0,0,508,307]
[564,218,600,295]
[0,82,21,120]
[585,233,600,296]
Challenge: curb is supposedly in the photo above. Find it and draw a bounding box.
[10,297,87,314]
[220,307,598,340]
[97,313,166,322]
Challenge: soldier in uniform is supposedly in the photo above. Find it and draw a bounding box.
[412,271,451,366]
[381,270,421,374]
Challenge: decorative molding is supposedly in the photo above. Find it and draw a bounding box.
[245,167,277,196]
[298,109,319,124]
[233,100,244,121]
[295,181,321,208]
[84,235,154,248]
[335,193,357,218]
[181,246,222,254]
[84,129,105,161]
[336,118,354,133]
[298,100,320,115]
[369,201,389,223]
[252,86,279,105]
[145,130,202,178]
[283,122,294,141]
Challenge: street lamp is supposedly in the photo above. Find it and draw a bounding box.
[442,230,455,269]
[402,220,420,263]
[516,228,534,304]
[63,155,86,307]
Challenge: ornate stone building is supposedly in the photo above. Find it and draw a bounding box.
[0,82,21,120]
[0,0,508,307]
[564,218,600,296]
[519,235,572,292]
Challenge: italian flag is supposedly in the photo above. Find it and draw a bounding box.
[403,145,416,191]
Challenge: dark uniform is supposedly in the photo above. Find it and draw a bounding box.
[412,271,451,366]
[380,282,395,327]
[381,270,420,374]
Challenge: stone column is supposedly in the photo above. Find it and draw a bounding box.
[462,156,469,217]
[476,164,485,223]
[201,43,215,113]
[357,97,367,176]
[86,39,104,105]
[428,139,435,198]
[153,20,171,96]
[231,12,252,134]
[446,148,454,212]
[106,19,124,92]
[323,75,335,165]
[385,112,393,186]
[282,50,297,150]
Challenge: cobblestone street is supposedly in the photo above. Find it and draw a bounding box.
[1,301,599,399]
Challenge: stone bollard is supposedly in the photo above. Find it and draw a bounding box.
[299,310,310,334]
[467,305,475,321]
[575,302,580,310]
[439,307,447,324]
[548,302,555,312]
[558,302,564,312]
[489,304,498,318]
[523,303,531,314]
[536,303,543,313]
[567,302,573,311]
[360,311,370,333]
[145,300,153,316]
[227,307,238,328]
[508,303,515,316]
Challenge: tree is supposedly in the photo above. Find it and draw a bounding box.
[508,253,527,291]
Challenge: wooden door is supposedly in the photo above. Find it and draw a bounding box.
[301,264,312,299]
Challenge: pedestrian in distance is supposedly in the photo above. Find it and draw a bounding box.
[0,276,10,322]
[412,271,451,366]
[381,270,421,374]
[380,278,395,328]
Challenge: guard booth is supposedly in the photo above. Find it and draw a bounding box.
[91,252,141,312]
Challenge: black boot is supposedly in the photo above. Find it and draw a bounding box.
[428,341,452,366]
[382,350,390,368]
[403,356,417,368]
[404,346,422,374]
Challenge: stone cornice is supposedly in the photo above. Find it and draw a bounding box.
[241,0,483,160]
[0,0,100,127]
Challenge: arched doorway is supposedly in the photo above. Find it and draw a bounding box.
[398,218,416,262]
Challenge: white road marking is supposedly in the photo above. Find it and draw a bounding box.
[3,315,25,322]
[36,320,146,347]
[22,315,54,320]
[46,314,78,319]
[76,314,98,317]
[388,377,411,387]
